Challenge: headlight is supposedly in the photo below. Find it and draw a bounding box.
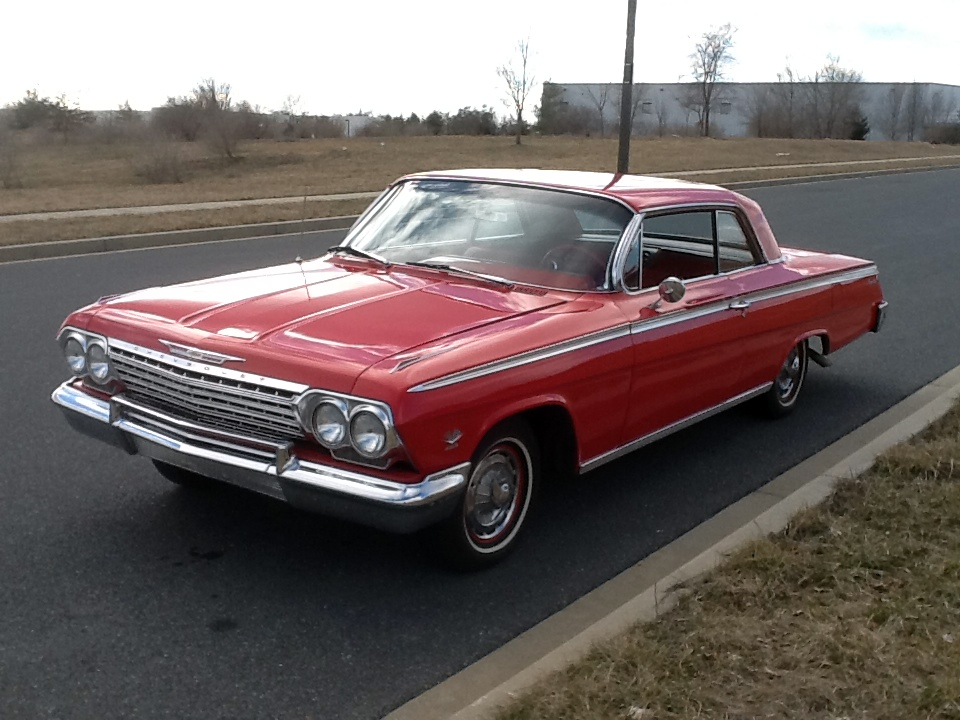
[350,407,389,458]
[296,391,399,465]
[86,341,111,383]
[312,401,349,448]
[63,335,86,375]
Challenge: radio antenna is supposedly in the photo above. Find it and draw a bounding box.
[297,187,310,297]
[300,185,307,239]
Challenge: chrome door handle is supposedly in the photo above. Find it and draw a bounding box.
[729,300,751,311]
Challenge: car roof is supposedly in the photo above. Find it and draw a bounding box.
[405,168,740,213]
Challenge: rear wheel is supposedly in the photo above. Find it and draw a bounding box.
[758,340,808,417]
[152,459,210,488]
[436,419,538,570]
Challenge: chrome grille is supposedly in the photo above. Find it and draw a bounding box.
[109,345,304,443]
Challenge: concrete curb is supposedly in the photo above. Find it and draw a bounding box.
[0,191,380,224]
[384,362,960,720]
[0,215,357,264]
[3,164,959,266]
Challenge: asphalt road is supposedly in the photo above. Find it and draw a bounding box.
[2,169,959,719]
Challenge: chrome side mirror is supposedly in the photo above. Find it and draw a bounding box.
[658,277,686,304]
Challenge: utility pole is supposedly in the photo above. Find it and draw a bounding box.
[617,0,638,175]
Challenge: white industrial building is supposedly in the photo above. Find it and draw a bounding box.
[549,82,960,141]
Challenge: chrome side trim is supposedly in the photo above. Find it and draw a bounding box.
[108,338,309,394]
[409,264,878,393]
[408,324,631,393]
[630,301,727,334]
[629,265,879,335]
[579,382,774,473]
[743,265,878,306]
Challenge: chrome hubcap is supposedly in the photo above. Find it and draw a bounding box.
[776,346,803,402]
[464,445,523,544]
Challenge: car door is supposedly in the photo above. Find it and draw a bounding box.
[613,208,763,445]
[710,208,821,394]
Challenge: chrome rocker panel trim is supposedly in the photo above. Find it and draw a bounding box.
[51,382,468,534]
[579,381,774,473]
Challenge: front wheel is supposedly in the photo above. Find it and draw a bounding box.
[435,419,539,570]
[758,340,809,418]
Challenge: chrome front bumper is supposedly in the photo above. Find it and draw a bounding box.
[51,382,469,533]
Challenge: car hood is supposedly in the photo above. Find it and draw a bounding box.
[91,259,567,392]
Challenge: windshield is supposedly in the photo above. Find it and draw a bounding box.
[342,179,634,291]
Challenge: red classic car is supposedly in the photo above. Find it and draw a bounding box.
[52,169,886,567]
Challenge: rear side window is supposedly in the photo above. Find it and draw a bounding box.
[637,208,762,289]
[716,211,759,271]
[644,212,713,243]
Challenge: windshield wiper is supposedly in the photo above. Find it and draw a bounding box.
[405,261,514,288]
[327,245,390,266]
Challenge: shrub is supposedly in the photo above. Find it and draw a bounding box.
[0,126,24,189]
[926,123,960,144]
[131,137,184,184]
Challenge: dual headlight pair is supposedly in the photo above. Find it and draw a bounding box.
[298,394,399,461]
[59,330,113,384]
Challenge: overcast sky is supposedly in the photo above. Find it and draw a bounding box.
[3,0,957,116]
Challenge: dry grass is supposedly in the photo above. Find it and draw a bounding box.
[497,403,960,720]
[1,135,958,245]
[4,135,959,215]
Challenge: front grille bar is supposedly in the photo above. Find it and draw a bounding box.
[107,341,306,444]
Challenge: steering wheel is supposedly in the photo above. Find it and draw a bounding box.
[540,244,608,287]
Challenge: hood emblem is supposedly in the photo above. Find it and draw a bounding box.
[159,340,245,365]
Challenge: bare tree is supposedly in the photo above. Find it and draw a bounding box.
[903,83,927,141]
[880,85,905,140]
[497,39,535,145]
[769,65,803,138]
[927,89,956,125]
[193,78,242,160]
[587,85,611,137]
[805,56,863,139]
[614,83,646,136]
[688,23,736,136]
[655,87,670,136]
[745,85,771,137]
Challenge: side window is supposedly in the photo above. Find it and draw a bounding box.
[641,210,717,287]
[717,211,761,271]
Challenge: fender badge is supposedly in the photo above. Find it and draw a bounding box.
[444,429,463,449]
[159,340,245,365]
